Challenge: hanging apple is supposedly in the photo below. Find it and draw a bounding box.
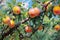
[25,26,32,33]
[28,7,40,18]
[3,16,10,24]
[28,8,36,18]
[13,6,21,14]
[34,7,40,16]
[8,20,15,28]
[54,24,60,31]
[53,5,60,15]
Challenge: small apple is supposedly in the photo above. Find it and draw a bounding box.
[54,24,60,31]
[25,26,32,33]
[8,20,15,28]
[38,25,43,30]
[3,16,10,24]
[13,6,21,14]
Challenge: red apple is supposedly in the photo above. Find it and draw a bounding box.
[25,26,32,33]
[28,7,40,18]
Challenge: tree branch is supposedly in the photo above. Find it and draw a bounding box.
[1,18,29,40]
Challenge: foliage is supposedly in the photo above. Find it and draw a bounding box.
[0,0,60,40]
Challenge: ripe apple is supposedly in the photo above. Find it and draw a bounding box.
[54,24,60,31]
[9,20,15,28]
[13,6,21,14]
[34,7,40,16]
[53,5,60,15]
[25,26,32,33]
[28,8,36,18]
[3,16,10,24]
[28,7,40,18]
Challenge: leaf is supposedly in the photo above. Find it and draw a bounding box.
[58,1,60,4]
[39,0,49,2]
[17,2,22,6]
[12,0,16,5]
[43,15,50,24]
[6,2,13,8]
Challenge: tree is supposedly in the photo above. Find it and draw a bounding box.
[0,0,60,40]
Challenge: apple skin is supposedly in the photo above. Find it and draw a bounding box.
[34,7,40,16]
[13,6,21,14]
[54,24,60,31]
[53,5,60,15]
[28,8,36,18]
[28,7,40,18]
[25,26,32,33]
[8,20,15,28]
[3,16,10,24]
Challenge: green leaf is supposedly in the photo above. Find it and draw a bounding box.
[17,2,22,6]
[43,15,50,24]
[39,0,49,2]
[12,0,16,5]
[7,2,13,8]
